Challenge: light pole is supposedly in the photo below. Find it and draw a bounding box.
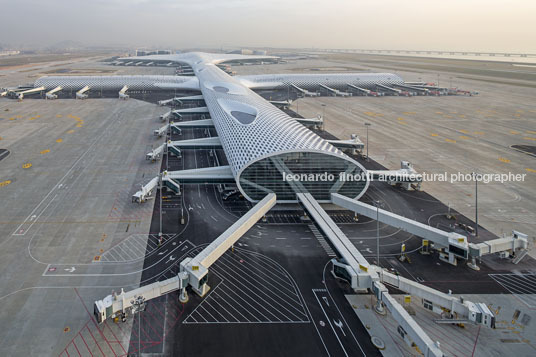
[364,122,371,161]
[159,172,163,245]
[321,103,326,119]
[474,172,479,237]
[131,296,146,356]
[375,200,380,266]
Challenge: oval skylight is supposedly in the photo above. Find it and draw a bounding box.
[231,111,256,124]
[213,86,229,93]
[204,81,248,95]
[217,98,258,125]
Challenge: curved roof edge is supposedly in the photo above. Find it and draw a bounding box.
[118,52,280,67]
[235,148,370,203]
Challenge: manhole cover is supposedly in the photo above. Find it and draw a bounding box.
[371,336,385,350]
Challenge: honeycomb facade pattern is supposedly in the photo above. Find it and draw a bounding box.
[34,75,198,91]
[237,73,404,90]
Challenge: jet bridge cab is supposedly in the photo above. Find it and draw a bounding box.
[467,301,496,328]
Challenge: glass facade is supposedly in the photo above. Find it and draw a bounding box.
[238,151,367,201]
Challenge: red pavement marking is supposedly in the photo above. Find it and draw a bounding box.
[471,326,481,357]
[140,311,162,341]
[74,288,116,357]
[79,331,93,356]
[104,321,127,353]
[86,325,105,357]
[72,339,82,357]
[412,314,472,356]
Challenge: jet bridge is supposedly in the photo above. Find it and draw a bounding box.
[394,83,429,95]
[327,134,364,154]
[158,95,205,107]
[294,115,323,129]
[118,85,129,100]
[332,192,469,265]
[146,137,222,161]
[160,111,173,121]
[298,192,495,357]
[94,194,276,323]
[171,106,210,118]
[45,86,62,100]
[367,161,422,191]
[319,84,352,97]
[171,119,214,128]
[375,83,402,96]
[181,193,276,296]
[11,86,45,101]
[76,85,90,99]
[132,166,234,202]
[331,193,529,268]
[347,83,374,96]
[290,83,320,97]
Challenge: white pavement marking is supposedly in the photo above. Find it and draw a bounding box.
[12,127,108,236]
[313,290,349,357]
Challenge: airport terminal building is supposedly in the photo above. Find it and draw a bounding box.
[28,52,411,202]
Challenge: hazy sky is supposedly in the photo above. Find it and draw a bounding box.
[0,0,534,52]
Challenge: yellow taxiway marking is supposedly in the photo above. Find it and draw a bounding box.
[526,130,536,135]
[499,157,511,163]
[523,137,536,141]
[76,124,83,127]
[402,111,416,115]
[56,114,62,118]
[431,133,439,137]
[473,131,484,135]
[435,111,443,114]
[9,117,16,121]
[510,130,520,135]
[56,138,63,143]
[397,117,405,121]
[67,130,75,134]
[445,138,456,143]
[364,112,383,117]
[459,129,469,134]
[22,163,32,169]
[40,149,50,154]
[526,168,536,173]
[459,136,470,140]
[0,180,11,187]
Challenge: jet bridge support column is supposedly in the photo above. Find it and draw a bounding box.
[180,193,276,297]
